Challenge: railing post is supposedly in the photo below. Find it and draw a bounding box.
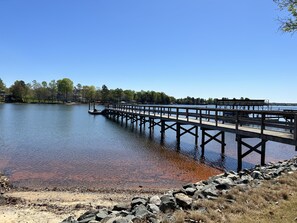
[186,108,189,122]
[199,109,202,124]
[168,108,170,118]
[176,108,179,120]
[160,107,163,118]
[236,111,239,130]
[215,110,218,126]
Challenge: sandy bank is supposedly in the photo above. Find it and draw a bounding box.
[0,188,166,223]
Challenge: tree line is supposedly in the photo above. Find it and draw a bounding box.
[0,77,215,104]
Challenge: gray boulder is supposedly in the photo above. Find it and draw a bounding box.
[149,195,161,206]
[132,204,152,218]
[185,187,196,196]
[104,217,132,223]
[131,197,147,208]
[174,193,192,209]
[77,210,98,222]
[159,195,176,213]
[96,210,109,221]
[61,216,79,223]
[147,203,160,214]
[251,171,264,180]
[202,187,218,198]
[113,203,131,211]
[214,177,235,190]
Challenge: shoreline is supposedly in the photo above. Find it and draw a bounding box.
[1,156,296,222]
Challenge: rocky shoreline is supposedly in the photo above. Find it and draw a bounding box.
[60,156,297,223]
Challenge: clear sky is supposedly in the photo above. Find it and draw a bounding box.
[0,0,296,102]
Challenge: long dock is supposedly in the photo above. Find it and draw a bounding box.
[103,104,297,171]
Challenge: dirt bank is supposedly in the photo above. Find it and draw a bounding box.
[0,188,166,223]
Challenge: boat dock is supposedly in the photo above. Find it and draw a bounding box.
[103,104,297,171]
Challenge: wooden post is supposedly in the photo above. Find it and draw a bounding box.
[237,135,242,171]
[195,126,198,146]
[176,123,181,149]
[149,118,155,136]
[261,139,266,166]
[236,111,239,130]
[221,131,225,154]
[201,128,205,157]
[161,120,165,141]
[261,113,265,134]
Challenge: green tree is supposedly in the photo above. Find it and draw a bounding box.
[101,84,110,103]
[275,0,297,32]
[10,80,30,102]
[48,80,58,102]
[74,83,82,102]
[85,85,96,102]
[113,88,124,103]
[57,78,74,102]
[32,80,42,102]
[123,90,135,102]
[0,78,6,91]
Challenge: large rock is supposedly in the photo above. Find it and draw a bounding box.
[251,171,264,180]
[104,217,132,223]
[77,210,98,222]
[185,187,196,196]
[78,216,97,223]
[202,187,218,198]
[147,203,160,214]
[113,203,131,211]
[132,204,152,218]
[214,177,235,190]
[131,197,147,208]
[61,216,78,223]
[96,209,109,221]
[149,195,161,206]
[159,195,176,213]
[174,193,192,209]
[239,175,253,184]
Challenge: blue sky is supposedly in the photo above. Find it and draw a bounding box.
[0,0,296,102]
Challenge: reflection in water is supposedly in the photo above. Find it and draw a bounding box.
[0,104,296,190]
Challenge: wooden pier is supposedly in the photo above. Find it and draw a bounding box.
[103,104,297,171]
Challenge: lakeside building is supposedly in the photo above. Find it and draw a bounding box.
[214,98,269,110]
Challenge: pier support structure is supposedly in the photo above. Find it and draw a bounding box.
[200,128,226,158]
[236,135,267,171]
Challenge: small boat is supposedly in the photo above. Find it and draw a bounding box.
[88,109,102,115]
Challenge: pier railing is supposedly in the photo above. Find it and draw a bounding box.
[107,104,297,145]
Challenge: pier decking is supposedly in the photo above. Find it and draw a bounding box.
[103,104,297,170]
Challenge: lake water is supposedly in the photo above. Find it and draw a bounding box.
[0,104,296,190]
